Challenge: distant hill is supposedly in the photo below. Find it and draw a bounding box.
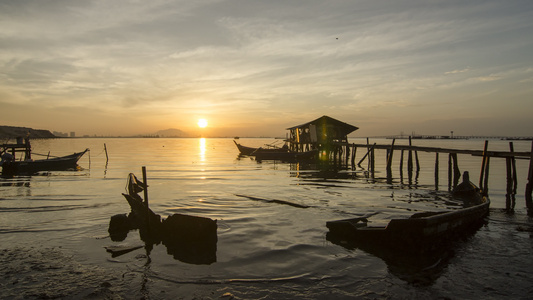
[0,125,56,139]
[154,128,189,137]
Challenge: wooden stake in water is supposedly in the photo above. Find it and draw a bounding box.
[525,141,533,215]
[104,143,109,164]
[479,140,489,190]
[142,166,149,209]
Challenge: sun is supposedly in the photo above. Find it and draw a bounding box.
[197,118,208,128]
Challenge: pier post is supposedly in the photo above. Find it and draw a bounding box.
[483,156,490,195]
[142,166,149,209]
[399,149,404,181]
[434,152,439,190]
[506,156,513,195]
[370,147,375,176]
[448,154,452,190]
[525,141,533,216]
[386,139,395,181]
[509,142,518,194]
[451,153,461,188]
[408,137,413,174]
[479,140,489,189]
[351,144,356,169]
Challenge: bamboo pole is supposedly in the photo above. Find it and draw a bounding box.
[506,156,513,196]
[371,147,375,176]
[386,139,396,172]
[435,152,439,190]
[351,145,357,169]
[408,136,413,173]
[357,143,376,166]
[448,154,452,190]
[525,141,533,215]
[415,151,420,172]
[104,143,109,165]
[399,149,404,179]
[483,156,490,195]
[451,153,461,188]
[479,140,489,189]
[142,166,149,208]
[509,142,518,194]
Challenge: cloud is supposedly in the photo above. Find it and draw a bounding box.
[0,0,532,136]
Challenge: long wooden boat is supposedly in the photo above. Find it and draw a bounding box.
[1,148,89,176]
[233,140,289,156]
[327,174,489,254]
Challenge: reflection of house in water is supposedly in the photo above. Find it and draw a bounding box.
[286,115,358,161]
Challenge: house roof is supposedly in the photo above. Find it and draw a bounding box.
[286,115,359,135]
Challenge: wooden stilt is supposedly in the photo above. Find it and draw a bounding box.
[479,140,489,189]
[451,153,461,188]
[506,156,513,196]
[525,141,533,216]
[483,156,490,195]
[408,137,413,173]
[435,152,439,190]
[415,151,420,172]
[509,142,518,194]
[357,143,376,166]
[399,149,404,180]
[448,154,452,191]
[370,147,375,176]
[386,139,395,178]
[351,145,357,170]
[104,143,109,164]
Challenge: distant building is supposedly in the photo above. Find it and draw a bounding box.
[53,131,68,137]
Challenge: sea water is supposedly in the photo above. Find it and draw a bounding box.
[1,137,532,299]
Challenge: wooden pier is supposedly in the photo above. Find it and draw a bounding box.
[328,138,533,215]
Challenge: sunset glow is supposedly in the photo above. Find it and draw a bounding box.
[197,119,208,128]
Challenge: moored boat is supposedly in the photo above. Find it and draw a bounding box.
[233,140,289,156]
[1,148,89,176]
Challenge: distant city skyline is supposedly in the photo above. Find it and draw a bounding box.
[1,1,532,137]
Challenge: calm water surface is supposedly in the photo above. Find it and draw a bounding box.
[1,138,532,299]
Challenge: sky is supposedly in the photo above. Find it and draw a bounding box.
[1,0,532,138]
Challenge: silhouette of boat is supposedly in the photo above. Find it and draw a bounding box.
[234,140,317,161]
[1,149,89,176]
[326,172,490,254]
[233,140,289,156]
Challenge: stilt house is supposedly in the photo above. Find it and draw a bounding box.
[286,116,358,154]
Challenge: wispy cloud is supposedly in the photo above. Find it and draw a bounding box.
[0,0,532,136]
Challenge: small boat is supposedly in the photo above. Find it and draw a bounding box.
[233,140,289,156]
[326,172,490,254]
[1,148,89,176]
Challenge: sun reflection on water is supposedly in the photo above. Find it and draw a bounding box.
[199,138,206,162]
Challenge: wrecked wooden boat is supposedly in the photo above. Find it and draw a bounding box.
[1,148,89,176]
[108,169,217,264]
[233,140,289,156]
[326,172,490,254]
